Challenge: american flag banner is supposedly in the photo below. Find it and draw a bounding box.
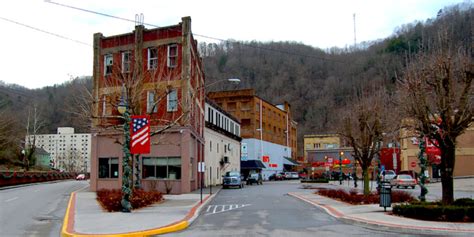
[130,115,150,154]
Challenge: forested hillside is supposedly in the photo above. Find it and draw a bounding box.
[0,2,471,161]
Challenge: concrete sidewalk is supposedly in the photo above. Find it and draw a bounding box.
[289,191,474,236]
[61,186,220,237]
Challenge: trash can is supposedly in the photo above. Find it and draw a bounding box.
[379,181,392,211]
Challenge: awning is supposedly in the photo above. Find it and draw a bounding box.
[241,160,266,170]
[283,157,299,166]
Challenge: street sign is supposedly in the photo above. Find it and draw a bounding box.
[410,161,417,168]
[328,158,333,163]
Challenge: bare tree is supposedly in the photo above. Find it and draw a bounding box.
[338,89,397,195]
[399,35,472,204]
[24,105,45,170]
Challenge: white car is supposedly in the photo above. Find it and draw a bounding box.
[380,170,396,181]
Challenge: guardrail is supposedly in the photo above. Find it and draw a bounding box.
[0,171,81,187]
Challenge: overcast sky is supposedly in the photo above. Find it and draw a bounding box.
[0,0,467,89]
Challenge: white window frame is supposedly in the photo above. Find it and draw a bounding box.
[104,54,113,75]
[121,51,131,73]
[167,89,178,112]
[147,91,158,113]
[147,48,158,70]
[167,44,178,68]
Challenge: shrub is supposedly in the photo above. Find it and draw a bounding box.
[316,188,413,205]
[393,202,474,222]
[453,198,474,207]
[96,189,163,212]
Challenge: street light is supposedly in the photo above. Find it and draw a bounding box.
[118,91,132,213]
[339,151,344,185]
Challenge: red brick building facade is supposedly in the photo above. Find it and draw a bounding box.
[90,17,205,194]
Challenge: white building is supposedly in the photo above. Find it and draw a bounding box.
[204,99,241,186]
[26,127,91,172]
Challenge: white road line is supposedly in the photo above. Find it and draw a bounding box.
[206,204,252,215]
[5,197,18,202]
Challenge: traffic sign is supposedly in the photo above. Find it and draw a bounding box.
[327,158,333,163]
[410,161,417,168]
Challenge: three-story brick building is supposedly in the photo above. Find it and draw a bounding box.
[90,17,205,194]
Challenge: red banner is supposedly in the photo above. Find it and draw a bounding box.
[130,115,150,154]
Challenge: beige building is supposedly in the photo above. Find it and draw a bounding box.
[400,125,474,177]
[204,99,241,186]
[303,134,341,163]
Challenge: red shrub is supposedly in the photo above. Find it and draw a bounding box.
[96,189,163,212]
[315,188,414,205]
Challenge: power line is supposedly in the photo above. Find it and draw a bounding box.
[44,0,345,64]
[0,16,91,47]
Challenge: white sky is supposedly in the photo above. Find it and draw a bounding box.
[0,0,467,89]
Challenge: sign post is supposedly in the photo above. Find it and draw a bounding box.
[198,162,205,203]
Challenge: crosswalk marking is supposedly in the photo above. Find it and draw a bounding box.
[205,204,251,215]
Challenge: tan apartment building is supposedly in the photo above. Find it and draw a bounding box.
[303,134,341,163]
[207,89,297,159]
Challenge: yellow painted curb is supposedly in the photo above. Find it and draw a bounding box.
[61,191,190,237]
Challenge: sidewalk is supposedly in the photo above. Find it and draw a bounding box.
[61,186,221,237]
[289,186,474,236]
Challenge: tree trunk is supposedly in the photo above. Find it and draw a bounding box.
[363,167,370,195]
[441,145,455,205]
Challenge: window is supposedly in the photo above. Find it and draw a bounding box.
[121,51,131,73]
[98,157,118,178]
[104,54,113,75]
[147,91,157,113]
[210,141,212,152]
[167,89,178,112]
[147,48,158,70]
[142,157,181,180]
[167,44,178,68]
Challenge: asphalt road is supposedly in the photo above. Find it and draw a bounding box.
[165,181,430,237]
[0,180,88,237]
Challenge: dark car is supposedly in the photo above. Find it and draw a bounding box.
[223,171,243,189]
[247,173,263,185]
[268,173,284,181]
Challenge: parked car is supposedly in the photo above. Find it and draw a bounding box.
[76,174,86,180]
[247,173,263,185]
[390,174,417,189]
[223,171,243,189]
[284,172,299,180]
[268,173,284,181]
[380,170,397,181]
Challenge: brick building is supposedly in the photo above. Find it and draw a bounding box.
[207,89,298,179]
[90,17,205,194]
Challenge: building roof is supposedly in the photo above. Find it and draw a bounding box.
[205,97,240,123]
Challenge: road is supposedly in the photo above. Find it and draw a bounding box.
[0,180,88,237]
[165,181,429,237]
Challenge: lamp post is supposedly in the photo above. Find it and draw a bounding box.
[118,93,132,213]
[353,159,358,188]
[339,151,344,185]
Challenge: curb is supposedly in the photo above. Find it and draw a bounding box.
[61,189,221,237]
[288,192,474,235]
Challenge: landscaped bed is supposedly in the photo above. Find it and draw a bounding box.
[315,188,474,222]
[96,189,163,212]
[315,188,414,204]
[393,198,474,222]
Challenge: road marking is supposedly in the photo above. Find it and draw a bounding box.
[205,204,251,215]
[5,197,18,202]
